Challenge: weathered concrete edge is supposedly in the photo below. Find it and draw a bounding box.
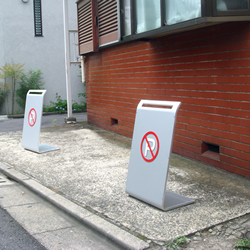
[7,110,87,119]
[0,162,149,250]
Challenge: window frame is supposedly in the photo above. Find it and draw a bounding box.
[213,0,250,16]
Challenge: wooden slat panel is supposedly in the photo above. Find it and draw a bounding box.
[77,0,93,52]
[98,0,119,46]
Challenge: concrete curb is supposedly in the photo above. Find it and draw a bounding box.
[0,162,149,250]
[7,110,87,119]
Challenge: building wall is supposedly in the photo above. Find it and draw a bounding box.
[86,22,250,178]
[0,0,84,114]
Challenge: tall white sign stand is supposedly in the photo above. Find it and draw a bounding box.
[22,90,59,153]
[126,100,195,211]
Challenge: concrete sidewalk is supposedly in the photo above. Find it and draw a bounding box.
[0,122,249,249]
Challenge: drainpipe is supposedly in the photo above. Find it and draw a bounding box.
[63,0,76,123]
[81,56,85,83]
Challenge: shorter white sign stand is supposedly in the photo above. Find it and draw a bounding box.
[22,90,59,153]
[126,100,195,211]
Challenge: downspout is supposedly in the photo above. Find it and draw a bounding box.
[81,56,85,83]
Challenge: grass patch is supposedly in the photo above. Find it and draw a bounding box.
[165,236,187,250]
[235,238,250,249]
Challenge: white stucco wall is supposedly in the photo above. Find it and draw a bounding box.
[0,0,84,114]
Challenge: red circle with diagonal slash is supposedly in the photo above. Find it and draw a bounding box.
[140,131,159,162]
[28,108,37,127]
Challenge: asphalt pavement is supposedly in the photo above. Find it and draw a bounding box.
[0,201,45,250]
[0,172,123,250]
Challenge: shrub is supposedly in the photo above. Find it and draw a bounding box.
[16,70,44,111]
[0,84,9,111]
[43,93,86,114]
[0,62,24,115]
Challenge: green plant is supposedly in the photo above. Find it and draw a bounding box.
[235,238,250,249]
[165,236,187,250]
[44,92,86,114]
[52,119,57,126]
[0,83,9,111]
[16,70,44,111]
[72,99,86,111]
[0,62,24,115]
[48,93,67,114]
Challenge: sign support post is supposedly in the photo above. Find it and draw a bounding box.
[126,100,195,211]
[21,90,59,153]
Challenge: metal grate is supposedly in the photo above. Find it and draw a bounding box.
[34,0,43,36]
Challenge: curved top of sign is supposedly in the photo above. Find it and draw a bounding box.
[137,100,181,113]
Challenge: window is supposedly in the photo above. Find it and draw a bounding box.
[215,0,250,15]
[77,0,250,55]
[135,0,161,34]
[123,0,131,36]
[165,0,201,25]
[217,0,249,11]
[34,0,43,36]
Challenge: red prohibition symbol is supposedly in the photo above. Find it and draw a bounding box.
[28,108,37,127]
[140,131,159,162]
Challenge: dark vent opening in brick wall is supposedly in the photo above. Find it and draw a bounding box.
[111,118,118,126]
[202,142,220,161]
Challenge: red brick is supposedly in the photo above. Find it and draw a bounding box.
[231,158,250,170]
[232,125,250,136]
[231,141,250,153]
[231,93,250,102]
[239,68,250,76]
[221,163,250,178]
[215,60,231,68]
[223,84,241,92]
[208,114,224,123]
[85,22,250,178]
[215,92,232,100]
[231,109,250,119]
[223,116,241,126]
[223,132,241,142]
[241,119,250,127]
[222,148,250,162]
[224,100,243,109]
[241,102,250,110]
[216,107,232,116]
[231,59,249,68]
[241,135,250,144]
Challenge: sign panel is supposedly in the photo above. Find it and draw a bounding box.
[22,90,59,153]
[126,100,195,211]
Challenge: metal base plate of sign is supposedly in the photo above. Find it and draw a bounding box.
[126,100,194,211]
[39,144,59,154]
[22,90,59,154]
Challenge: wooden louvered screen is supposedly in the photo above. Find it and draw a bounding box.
[34,0,42,36]
[78,0,94,54]
[77,0,119,54]
[98,0,119,46]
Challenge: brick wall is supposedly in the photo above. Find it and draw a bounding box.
[85,22,250,178]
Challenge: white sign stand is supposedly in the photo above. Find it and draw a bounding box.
[21,90,59,153]
[126,100,195,211]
